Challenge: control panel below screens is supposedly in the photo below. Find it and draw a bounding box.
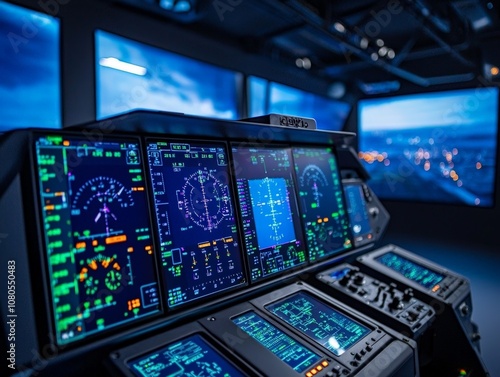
[357,245,467,303]
[316,264,435,338]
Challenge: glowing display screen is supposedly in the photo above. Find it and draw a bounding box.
[35,135,160,345]
[96,30,239,120]
[358,87,499,207]
[293,147,352,261]
[128,333,244,377]
[232,311,321,373]
[344,185,372,239]
[231,146,306,282]
[147,140,245,308]
[376,252,445,289]
[266,292,370,356]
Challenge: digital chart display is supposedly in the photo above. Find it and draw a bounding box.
[376,252,445,289]
[128,333,244,377]
[266,292,370,356]
[35,135,160,345]
[232,311,321,373]
[147,140,245,308]
[231,146,306,282]
[344,184,372,240]
[292,147,352,261]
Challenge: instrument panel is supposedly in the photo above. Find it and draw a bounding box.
[0,111,487,377]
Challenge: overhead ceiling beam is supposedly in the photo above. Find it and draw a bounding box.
[269,0,474,86]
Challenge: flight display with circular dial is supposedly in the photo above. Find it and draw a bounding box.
[293,147,352,262]
[147,140,245,308]
[179,169,231,232]
[35,135,160,345]
[72,176,134,237]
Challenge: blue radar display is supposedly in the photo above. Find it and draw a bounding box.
[128,333,244,377]
[232,311,321,373]
[231,146,306,282]
[292,147,352,261]
[266,292,370,356]
[147,140,246,308]
[35,135,160,345]
[376,252,445,289]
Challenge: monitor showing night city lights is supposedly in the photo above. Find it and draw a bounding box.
[358,87,499,207]
[0,0,61,132]
[96,30,240,120]
[248,76,351,131]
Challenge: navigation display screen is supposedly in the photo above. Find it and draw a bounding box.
[128,333,244,377]
[376,252,445,289]
[232,311,321,373]
[231,145,306,282]
[35,135,160,345]
[147,140,245,308]
[266,292,370,356]
[292,147,352,261]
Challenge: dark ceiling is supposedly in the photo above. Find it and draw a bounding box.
[112,0,500,93]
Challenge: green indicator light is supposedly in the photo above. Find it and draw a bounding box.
[83,230,91,237]
[311,203,317,209]
[106,296,113,304]
[97,318,105,326]
[132,175,143,182]
[95,299,102,307]
[94,245,105,252]
[62,148,68,175]
[332,212,339,217]
[114,152,121,157]
[46,136,63,144]
[129,169,141,173]
[137,235,150,241]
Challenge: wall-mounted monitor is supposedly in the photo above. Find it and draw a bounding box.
[35,134,160,345]
[358,87,499,207]
[231,145,306,282]
[146,140,246,308]
[248,76,351,131]
[292,147,352,262]
[0,1,61,132]
[95,30,241,120]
